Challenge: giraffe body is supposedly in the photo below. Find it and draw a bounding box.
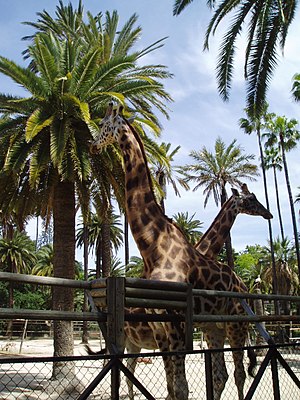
[90,104,272,400]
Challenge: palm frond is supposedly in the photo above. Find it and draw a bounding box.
[113,13,141,56]
[25,109,53,141]
[49,118,69,167]
[70,47,101,97]
[29,34,60,90]
[173,0,195,16]
[0,56,47,97]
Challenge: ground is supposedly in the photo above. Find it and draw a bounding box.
[0,339,299,399]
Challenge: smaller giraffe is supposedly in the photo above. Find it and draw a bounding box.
[123,184,272,398]
[195,183,273,259]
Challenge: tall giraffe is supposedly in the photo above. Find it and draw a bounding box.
[112,184,272,399]
[90,103,271,400]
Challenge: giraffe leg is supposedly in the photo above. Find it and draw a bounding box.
[164,322,189,400]
[125,340,141,400]
[149,320,189,400]
[226,322,248,400]
[204,324,228,400]
[149,321,175,400]
[162,354,175,400]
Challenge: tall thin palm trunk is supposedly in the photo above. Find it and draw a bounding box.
[280,133,300,277]
[82,224,89,344]
[124,214,129,266]
[101,214,111,278]
[221,186,234,269]
[257,128,279,300]
[95,237,102,279]
[272,165,285,241]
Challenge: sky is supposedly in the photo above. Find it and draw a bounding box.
[1,0,300,265]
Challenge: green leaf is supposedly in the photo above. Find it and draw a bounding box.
[25,110,53,142]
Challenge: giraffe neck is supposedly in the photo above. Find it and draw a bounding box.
[118,121,172,275]
[195,196,238,258]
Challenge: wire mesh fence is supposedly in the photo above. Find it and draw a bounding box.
[0,343,299,399]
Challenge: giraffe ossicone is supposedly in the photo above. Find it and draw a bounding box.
[90,103,272,400]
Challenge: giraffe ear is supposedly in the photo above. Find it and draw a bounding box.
[105,102,113,116]
[127,116,135,124]
[231,188,239,196]
[117,104,124,115]
[241,183,250,195]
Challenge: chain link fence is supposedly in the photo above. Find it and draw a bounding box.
[0,343,299,399]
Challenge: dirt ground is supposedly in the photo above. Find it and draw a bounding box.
[0,338,299,399]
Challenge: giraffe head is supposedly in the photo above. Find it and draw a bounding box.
[90,102,127,153]
[234,183,273,219]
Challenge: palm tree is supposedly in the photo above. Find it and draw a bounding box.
[0,3,172,377]
[172,211,203,245]
[32,244,53,277]
[125,255,144,278]
[239,106,278,296]
[178,136,258,268]
[32,244,83,279]
[263,235,298,341]
[173,0,298,117]
[76,211,123,278]
[0,231,36,336]
[263,146,285,241]
[110,256,126,277]
[263,114,300,278]
[149,142,188,213]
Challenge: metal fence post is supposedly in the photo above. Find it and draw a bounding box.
[185,283,193,350]
[270,351,281,400]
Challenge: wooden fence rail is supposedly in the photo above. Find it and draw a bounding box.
[0,272,300,338]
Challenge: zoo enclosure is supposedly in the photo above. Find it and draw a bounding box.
[0,272,300,399]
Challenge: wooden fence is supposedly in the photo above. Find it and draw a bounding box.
[0,271,300,352]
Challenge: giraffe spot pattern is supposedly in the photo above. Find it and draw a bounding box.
[144,192,152,204]
[126,163,133,172]
[165,271,176,280]
[137,237,148,251]
[126,176,139,191]
[141,213,151,226]
[138,163,146,173]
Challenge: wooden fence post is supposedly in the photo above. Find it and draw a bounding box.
[106,277,125,400]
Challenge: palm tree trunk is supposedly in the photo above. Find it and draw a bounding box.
[81,224,89,344]
[95,237,102,278]
[124,214,129,266]
[6,271,14,338]
[253,286,267,353]
[257,129,279,302]
[221,186,234,269]
[52,180,75,380]
[280,133,300,278]
[4,225,14,337]
[272,166,285,241]
[101,214,111,278]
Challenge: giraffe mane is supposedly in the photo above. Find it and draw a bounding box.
[194,194,236,248]
[123,117,173,225]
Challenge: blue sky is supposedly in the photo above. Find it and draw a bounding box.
[1,1,300,262]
